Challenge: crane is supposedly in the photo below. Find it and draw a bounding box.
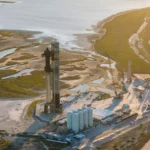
[106,52,122,99]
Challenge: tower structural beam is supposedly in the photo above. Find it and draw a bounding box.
[51,41,60,109]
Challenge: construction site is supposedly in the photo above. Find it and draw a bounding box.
[29,42,150,149]
[0,32,150,150]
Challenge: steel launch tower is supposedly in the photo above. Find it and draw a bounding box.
[51,41,60,109]
[42,41,60,113]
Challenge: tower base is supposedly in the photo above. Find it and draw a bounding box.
[44,102,55,113]
[44,103,49,113]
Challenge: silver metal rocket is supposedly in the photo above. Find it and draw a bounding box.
[42,41,60,113]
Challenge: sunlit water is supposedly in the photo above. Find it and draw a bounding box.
[92,78,104,84]
[70,84,89,93]
[0,0,150,49]
[2,69,34,79]
[0,48,16,59]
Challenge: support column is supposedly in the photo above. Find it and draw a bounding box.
[51,41,60,109]
[127,60,132,83]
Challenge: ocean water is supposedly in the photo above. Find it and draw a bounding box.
[0,0,150,48]
[0,48,16,59]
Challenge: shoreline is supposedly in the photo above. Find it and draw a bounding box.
[90,7,150,72]
[0,0,16,4]
[0,7,150,149]
[74,9,139,66]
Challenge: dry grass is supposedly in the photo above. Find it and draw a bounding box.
[140,19,150,53]
[61,75,80,80]
[95,7,150,72]
[0,58,7,63]
[27,100,42,117]
[12,53,36,60]
[0,69,17,79]
[5,61,20,66]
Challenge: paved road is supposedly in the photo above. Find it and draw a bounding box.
[78,110,150,150]
[62,110,150,150]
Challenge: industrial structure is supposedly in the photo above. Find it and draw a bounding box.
[42,41,60,113]
[127,60,132,83]
[67,107,93,133]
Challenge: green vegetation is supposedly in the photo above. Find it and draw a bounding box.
[101,93,111,100]
[0,31,13,36]
[7,70,45,90]
[0,138,11,149]
[12,53,36,60]
[0,58,7,63]
[61,65,87,72]
[27,100,42,117]
[74,65,87,71]
[0,70,45,98]
[0,79,36,98]
[96,122,150,150]
[22,61,28,65]
[140,19,150,53]
[60,81,70,89]
[5,61,20,66]
[55,107,63,113]
[0,69,17,79]
[60,58,85,65]
[60,66,74,71]
[95,7,150,72]
[61,75,80,80]
[16,43,40,51]
[0,70,71,98]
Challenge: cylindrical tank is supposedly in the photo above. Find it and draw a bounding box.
[78,109,84,131]
[83,108,88,128]
[82,106,86,110]
[72,110,78,113]
[72,113,79,133]
[67,112,72,130]
[87,107,93,127]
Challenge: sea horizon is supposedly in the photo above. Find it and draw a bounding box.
[0,0,150,49]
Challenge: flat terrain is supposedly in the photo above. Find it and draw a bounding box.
[0,30,121,138]
[0,30,120,98]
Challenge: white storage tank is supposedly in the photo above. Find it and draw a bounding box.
[78,109,84,131]
[67,112,72,130]
[82,106,86,110]
[83,108,88,128]
[72,112,79,133]
[72,110,78,113]
[88,107,93,127]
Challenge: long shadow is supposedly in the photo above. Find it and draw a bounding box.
[6,116,48,150]
[5,106,61,150]
[63,95,81,111]
[125,81,131,90]
[105,97,122,112]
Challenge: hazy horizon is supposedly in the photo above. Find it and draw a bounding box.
[0,0,150,48]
